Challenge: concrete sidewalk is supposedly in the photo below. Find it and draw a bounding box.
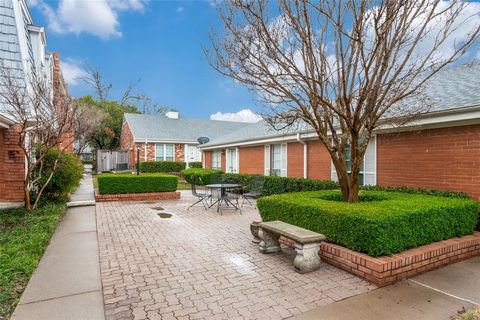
[292,256,480,320]
[11,173,104,320]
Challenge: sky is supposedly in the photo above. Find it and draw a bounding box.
[28,0,262,122]
[27,0,480,122]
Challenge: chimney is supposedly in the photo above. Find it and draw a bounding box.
[166,111,179,119]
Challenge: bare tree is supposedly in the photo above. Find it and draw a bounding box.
[0,66,77,211]
[206,0,480,202]
[72,101,107,155]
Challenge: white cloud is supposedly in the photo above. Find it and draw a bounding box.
[176,6,184,13]
[60,59,88,86]
[32,0,146,40]
[210,109,262,123]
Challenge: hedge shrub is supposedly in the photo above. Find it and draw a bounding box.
[257,190,478,257]
[140,161,186,173]
[35,148,84,202]
[97,173,178,194]
[222,173,338,195]
[188,162,203,169]
[181,168,223,185]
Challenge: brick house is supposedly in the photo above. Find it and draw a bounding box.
[0,0,70,208]
[199,62,480,200]
[119,111,250,168]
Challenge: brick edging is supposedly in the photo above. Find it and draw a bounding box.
[280,232,480,286]
[95,192,181,202]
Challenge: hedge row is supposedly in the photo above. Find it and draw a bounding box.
[181,168,223,185]
[140,161,186,173]
[257,190,479,257]
[97,173,178,194]
[180,169,338,195]
[188,162,203,169]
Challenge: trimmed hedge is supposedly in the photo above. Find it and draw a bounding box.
[97,173,178,194]
[181,168,223,185]
[223,173,338,195]
[257,190,479,257]
[188,162,203,169]
[361,185,471,199]
[140,161,186,173]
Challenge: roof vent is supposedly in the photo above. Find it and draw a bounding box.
[166,111,179,119]
[198,137,210,144]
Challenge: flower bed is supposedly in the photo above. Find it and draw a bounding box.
[97,173,178,194]
[257,190,478,257]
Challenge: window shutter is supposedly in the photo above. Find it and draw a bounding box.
[264,145,270,176]
[225,149,231,173]
[281,143,287,177]
[363,136,376,186]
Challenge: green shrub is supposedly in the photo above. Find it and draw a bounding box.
[222,173,338,195]
[35,149,84,202]
[181,168,223,185]
[82,160,93,165]
[188,162,203,169]
[140,161,186,173]
[97,173,178,194]
[361,185,471,199]
[257,190,478,257]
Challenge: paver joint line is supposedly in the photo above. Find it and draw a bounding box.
[408,279,479,305]
[18,289,103,306]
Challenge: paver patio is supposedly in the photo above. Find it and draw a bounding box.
[96,192,377,320]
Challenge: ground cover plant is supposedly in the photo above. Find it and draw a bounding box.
[97,173,178,194]
[257,190,478,257]
[0,203,66,318]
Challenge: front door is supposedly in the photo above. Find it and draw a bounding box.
[186,144,201,167]
[226,148,238,173]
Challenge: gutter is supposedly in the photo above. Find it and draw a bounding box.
[144,139,147,161]
[296,133,308,179]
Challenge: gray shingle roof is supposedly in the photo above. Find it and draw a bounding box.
[203,62,480,148]
[124,113,251,143]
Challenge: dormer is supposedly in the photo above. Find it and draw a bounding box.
[28,25,47,69]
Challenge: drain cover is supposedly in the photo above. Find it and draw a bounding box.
[152,206,164,211]
[157,213,172,218]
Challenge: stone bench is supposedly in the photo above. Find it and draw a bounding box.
[258,220,326,274]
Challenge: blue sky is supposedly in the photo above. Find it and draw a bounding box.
[29,0,261,121]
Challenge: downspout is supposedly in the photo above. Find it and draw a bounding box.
[296,133,307,179]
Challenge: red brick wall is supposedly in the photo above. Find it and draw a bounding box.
[221,150,226,172]
[307,140,331,180]
[287,142,304,178]
[377,124,480,199]
[0,125,25,202]
[119,121,135,167]
[52,52,73,152]
[239,146,264,175]
[203,151,212,169]
[175,144,185,162]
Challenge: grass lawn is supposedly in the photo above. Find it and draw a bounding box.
[0,203,66,318]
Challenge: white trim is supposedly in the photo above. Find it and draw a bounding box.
[135,138,199,144]
[0,202,24,209]
[264,145,270,176]
[144,139,147,161]
[154,143,176,161]
[296,133,307,179]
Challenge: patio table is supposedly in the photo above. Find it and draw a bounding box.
[206,183,241,212]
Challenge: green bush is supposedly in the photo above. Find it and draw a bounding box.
[97,173,178,194]
[140,161,186,173]
[361,185,471,199]
[188,162,203,169]
[222,173,338,195]
[181,168,223,185]
[35,149,84,202]
[257,190,478,257]
[82,160,93,165]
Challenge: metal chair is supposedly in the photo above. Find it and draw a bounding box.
[241,175,265,207]
[187,175,211,211]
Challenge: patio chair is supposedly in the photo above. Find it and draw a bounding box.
[187,175,211,211]
[241,175,265,207]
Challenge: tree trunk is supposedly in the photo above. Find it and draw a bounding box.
[24,182,31,212]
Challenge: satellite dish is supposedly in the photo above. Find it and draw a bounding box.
[197,137,210,144]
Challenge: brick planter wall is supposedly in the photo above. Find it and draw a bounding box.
[280,232,480,287]
[96,192,181,202]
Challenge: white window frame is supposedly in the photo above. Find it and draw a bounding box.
[331,135,376,186]
[225,147,239,173]
[155,143,175,161]
[211,150,222,170]
[264,143,287,177]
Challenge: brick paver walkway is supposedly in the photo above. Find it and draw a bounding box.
[96,192,376,320]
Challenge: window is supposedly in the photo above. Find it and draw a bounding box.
[331,136,376,186]
[212,151,221,170]
[265,144,287,177]
[155,143,175,161]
